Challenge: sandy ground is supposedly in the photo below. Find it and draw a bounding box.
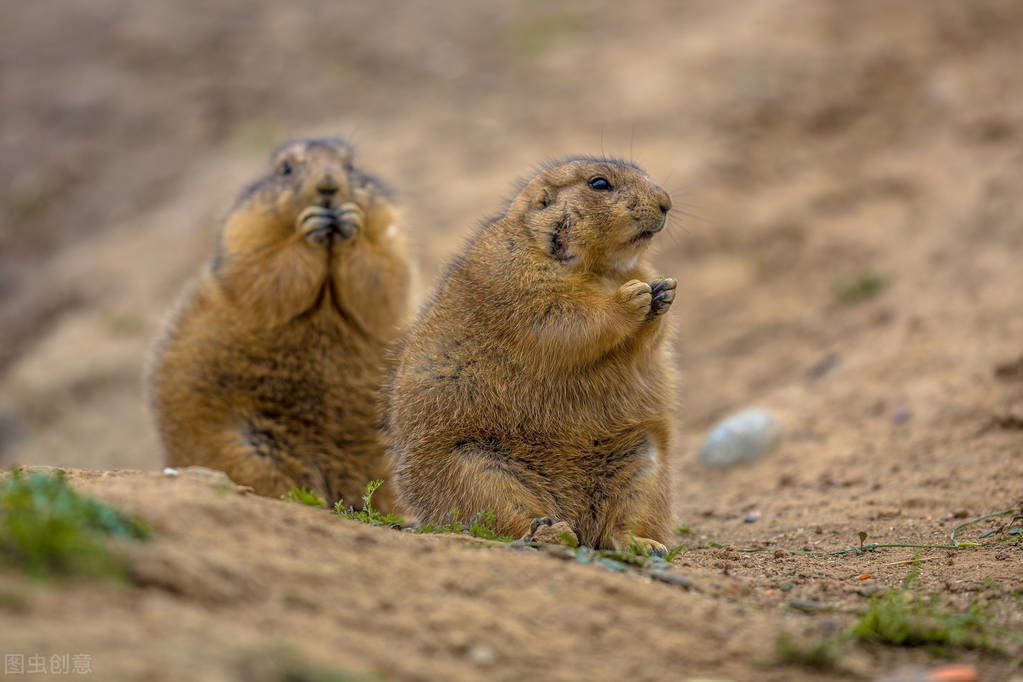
[1,1,1022,680]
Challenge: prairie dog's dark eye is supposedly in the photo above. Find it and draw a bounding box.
[588,177,612,191]
[279,161,293,176]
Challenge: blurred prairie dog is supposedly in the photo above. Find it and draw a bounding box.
[387,157,677,552]
[149,138,412,510]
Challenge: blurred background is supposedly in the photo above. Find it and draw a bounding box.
[1,0,1022,501]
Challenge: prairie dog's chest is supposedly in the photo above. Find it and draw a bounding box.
[213,315,377,393]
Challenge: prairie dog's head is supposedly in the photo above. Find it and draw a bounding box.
[511,158,671,272]
[221,138,397,258]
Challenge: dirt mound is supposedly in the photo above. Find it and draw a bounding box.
[1,467,1019,681]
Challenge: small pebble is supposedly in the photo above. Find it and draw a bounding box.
[698,409,783,468]
[163,467,179,477]
[743,512,760,523]
[468,644,495,666]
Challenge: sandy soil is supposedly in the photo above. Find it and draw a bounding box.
[1,1,1022,680]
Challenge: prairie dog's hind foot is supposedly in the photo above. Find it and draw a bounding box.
[619,534,668,557]
[524,517,580,546]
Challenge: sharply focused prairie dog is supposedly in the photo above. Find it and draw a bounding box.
[149,138,412,511]
[387,157,677,551]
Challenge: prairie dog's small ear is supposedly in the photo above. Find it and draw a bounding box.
[532,186,554,210]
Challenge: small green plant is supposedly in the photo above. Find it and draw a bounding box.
[663,543,686,562]
[833,269,887,304]
[557,530,580,548]
[333,480,404,527]
[282,485,326,508]
[0,469,151,579]
[777,559,1010,670]
[775,632,845,669]
[849,561,1000,654]
[676,524,691,535]
[466,510,514,542]
[414,509,515,542]
[978,512,1023,542]
[415,511,464,535]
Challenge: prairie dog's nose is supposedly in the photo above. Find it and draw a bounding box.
[654,186,672,215]
[317,174,339,197]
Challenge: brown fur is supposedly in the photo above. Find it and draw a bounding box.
[149,138,412,510]
[386,157,677,551]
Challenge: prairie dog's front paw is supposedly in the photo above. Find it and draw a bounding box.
[616,279,652,321]
[298,202,364,244]
[617,535,669,557]
[649,278,677,317]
